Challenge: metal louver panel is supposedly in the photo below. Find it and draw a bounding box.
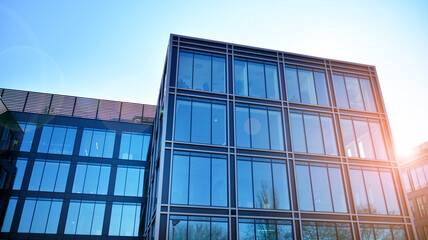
[73,97,98,119]
[50,94,76,116]
[120,102,143,124]
[97,99,121,121]
[24,92,52,114]
[1,89,28,112]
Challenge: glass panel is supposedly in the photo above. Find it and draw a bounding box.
[332,75,349,109]
[62,127,76,155]
[18,199,36,232]
[28,161,44,191]
[194,54,212,92]
[189,156,210,205]
[253,162,274,209]
[134,206,141,237]
[169,218,187,240]
[349,169,369,213]
[277,223,293,239]
[125,168,140,196]
[298,69,317,105]
[268,111,284,151]
[212,221,228,240]
[119,133,131,159]
[108,204,121,235]
[235,60,248,96]
[380,171,400,215]
[20,123,37,152]
[256,221,275,239]
[189,220,210,240]
[272,163,290,210]
[402,172,411,192]
[55,163,70,192]
[363,170,387,214]
[417,167,427,188]
[314,71,330,106]
[360,225,375,240]
[369,122,388,160]
[296,164,314,211]
[129,134,143,160]
[374,227,392,239]
[138,168,145,197]
[212,104,227,146]
[84,165,100,194]
[98,166,110,195]
[91,203,105,235]
[392,227,406,239]
[285,68,300,102]
[311,166,333,212]
[178,52,193,89]
[320,116,338,155]
[318,223,337,240]
[38,125,53,153]
[191,101,211,144]
[142,135,151,160]
[303,114,324,154]
[239,222,255,239]
[328,167,347,213]
[360,79,376,112]
[345,76,364,110]
[72,164,86,193]
[175,100,191,142]
[40,162,59,192]
[341,119,358,157]
[65,202,79,234]
[114,167,127,196]
[12,159,27,190]
[337,224,352,239]
[120,205,136,236]
[237,161,253,208]
[79,129,92,156]
[354,120,375,158]
[236,107,251,148]
[45,201,62,234]
[250,108,269,149]
[265,64,279,99]
[76,202,94,234]
[171,155,190,204]
[212,158,227,207]
[1,198,18,232]
[302,224,317,240]
[212,57,226,93]
[30,200,50,233]
[90,130,105,157]
[103,131,115,158]
[48,127,67,154]
[412,169,420,189]
[248,62,266,98]
[290,113,306,152]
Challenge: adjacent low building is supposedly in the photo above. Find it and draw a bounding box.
[400,141,428,239]
[0,34,416,239]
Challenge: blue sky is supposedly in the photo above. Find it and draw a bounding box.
[1,0,427,156]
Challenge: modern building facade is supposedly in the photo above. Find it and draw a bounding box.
[0,88,155,239]
[400,141,428,239]
[0,34,415,239]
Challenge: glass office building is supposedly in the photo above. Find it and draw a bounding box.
[400,141,428,239]
[0,34,415,239]
[143,35,414,239]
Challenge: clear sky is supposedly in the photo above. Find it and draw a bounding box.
[1,0,427,156]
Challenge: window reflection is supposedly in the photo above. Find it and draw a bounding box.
[28,160,70,192]
[360,224,406,240]
[18,198,62,234]
[235,59,280,100]
[17,122,37,152]
[109,202,141,237]
[114,166,145,197]
[1,197,18,232]
[302,222,351,240]
[169,216,228,240]
[235,105,284,151]
[237,157,290,210]
[119,132,151,161]
[171,152,227,207]
[238,218,292,240]
[333,74,376,112]
[285,67,330,106]
[12,158,27,190]
[72,163,111,195]
[178,50,226,93]
[79,128,116,158]
[65,200,105,235]
[38,124,77,155]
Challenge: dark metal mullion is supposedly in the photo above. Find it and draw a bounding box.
[210,157,212,206]
[248,106,253,148]
[87,129,94,156]
[126,133,133,160]
[245,61,250,97]
[210,103,213,145]
[263,63,268,99]
[187,156,191,205]
[37,161,47,191]
[210,55,213,92]
[101,129,108,158]
[251,161,255,208]
[118,204,124,235]
[189,101,193,143]
[52,161,61,192]
[191,52,195,90]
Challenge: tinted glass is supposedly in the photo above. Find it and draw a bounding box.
[285,68,300,102]
[191,101,211,144]
[12,159,27,190]
[320,116,337,155]
[248,62,266,98]
[212,57,226,93]
[290,113,306,152]
[49,127,67,154]
[363,170,387,214]
[311,166,333,212]
[235,60,248,96]
[189,156,210,205]
[175,100,191,142]
[314,71,330,106]
[369,122,388,160]
[63,128,77,155]
[328,167,347,213]
[304,114,324,154]
[236,107,251,148]
[194,54,211,92]
[340,119,358,157]
[360,79,376,112]
[349,169,369,213]
[212,158,227,207]
[332,75,349,109]
[171,155,189,204]
[212,104,227,145]
[178,52,193,89]
[345,76,364,110]
[1,198,17,232]
[354,120,375,158]
[237,161,253,208]
[253,162,274,209]
[268,111,284,151]
[272,163,290,210]
[250,108,269,149]
[296,165,314,211]
[20,123,37,152]
[265,64,279,99]
[298,69,317,105]
[38,125,53,153]
[380,171,400,215]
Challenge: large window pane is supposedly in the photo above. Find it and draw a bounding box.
[170,216,228,240]
[109,203,140,237]
[332,75,349,109]
[48,126,67,154]
[298,69,317,105]
[354,120,375,159]
[250,108,269,149]
[268,111,284,151]
[265,64,279,99]
[235,60,248,96]
[380,171,400,215]
[38,125,53,153]
[341,119,358,158]
[79,128,116,158]
[189,157,211,205]
[328,167,347,213]
[236,107,251,148]
[212,57,226,93]
[178,52,193,89]
[296,164,314,211]
[18,199,62,234]
[65,201,105,235]
[290,113,306,152]
[171,155,190,204]
[360,79,376,112]
[29,161,69,192]
[349,169,369,214]
[248,62,266,98]
[303,114,324,154]
[191,101,211,144]
[320,117,338,155]
[345,76,364,110]
[253,162,274,209]
[369,122,388,160]
[19,122,37,152]
[1,198,18,232]
[174,100,191,142]
[313,71,330,106]
[12,159,27,190]
[194,54,212,92]
[212,158,227,207]
[212,104,227,145]
[285,68,300,102]
[239,219,292,240]
[237,161,253,208]
[272,163,290,210]
[311,165,333,212]
[73,163,110,195]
